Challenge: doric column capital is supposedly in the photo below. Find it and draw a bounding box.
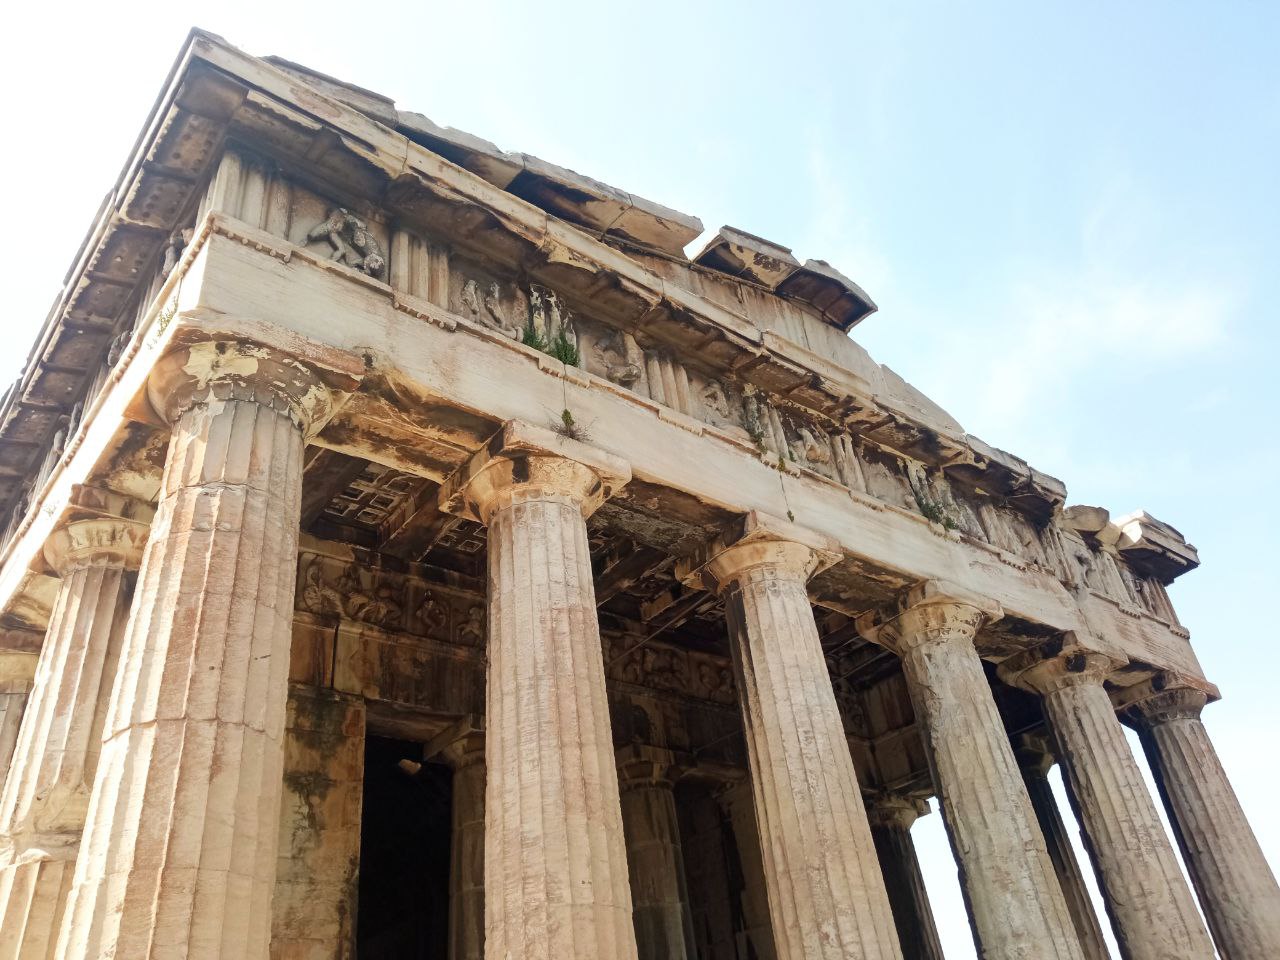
[616,744,686,791]
[43,517,150,576]
[676,510,840,595]
[998,638,1124,696]
[439,419,631,524]
[856,579,1002,656]
[146,340,361,437]
[866,793,929,832]
[1113,672,1216,731]
[1124,688,1209,731]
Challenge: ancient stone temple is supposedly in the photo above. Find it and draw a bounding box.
[0,29,1275,960]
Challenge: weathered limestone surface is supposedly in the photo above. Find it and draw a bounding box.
[866,797,944,960]
[1128,687,1280,960]
[440,420,639,960]
[1013,736,1111,960]
[685,512,903,960]
[55,349,335,960]
[617,746,695,960]
[271,686,365,960]
[0,652,37,802]
[0,519,145,960]
[1004,653,1214,960]
[860,584,1085,960]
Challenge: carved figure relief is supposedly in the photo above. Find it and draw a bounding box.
[335,562,402,627]
[306,208,386,279]
[300,559,344,618]
[591,328,643,386]
[700,380,732,420]
[417,590,449,639]
[160,227,193,278]
[697,661,735,705]
[458,605,485,647]
[460,278,520,339]
[793,426,832,466]
[460,278,480,315]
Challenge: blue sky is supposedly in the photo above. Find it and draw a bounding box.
[2,2,1275,955]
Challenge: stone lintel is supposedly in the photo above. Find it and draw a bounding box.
[675,510,841,594]
[439,419,631,524]
[856,578,1003,655]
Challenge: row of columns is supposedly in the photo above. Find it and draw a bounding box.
[0,347,1274,960]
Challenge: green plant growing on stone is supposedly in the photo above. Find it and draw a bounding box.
[548,327,581,367]
[554,408,589,442]
[521,321,548,352]
[914,491,959,530]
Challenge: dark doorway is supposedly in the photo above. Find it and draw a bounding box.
[357,735,453,959]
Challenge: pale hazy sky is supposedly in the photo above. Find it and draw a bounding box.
[2,2,1276,956]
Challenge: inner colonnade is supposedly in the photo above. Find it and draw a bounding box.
[0,30,1277,960]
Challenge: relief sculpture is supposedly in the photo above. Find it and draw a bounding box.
[306,208,386,279]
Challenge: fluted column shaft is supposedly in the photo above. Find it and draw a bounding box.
[441,420,638,960]
[0,520,144,960]
[56,363,321,960]
[447,737,486,960]
[692,515,901,960]
[862,588,1085,960]
[617,750,695,960]
[867,798,943,960]
[1005,654,1215,960]
[1014,740,1111,960]
[0,653,38,802]
[1129,689,1280,959]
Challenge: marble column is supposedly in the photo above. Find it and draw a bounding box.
[270,686,365,960]
[56,344,352,960]
[616,746,695,960]
[0,518,146,960]
[1002,651,1214,960]
[718,780,776,960]
[683,512,902,960]
[858,581,1085,960]
[439,731,485,960]
[866,796,943,960]
[1126,683,1280,960]
[0,649,38,799]
[1012,734,1111,960]
[439,420,638,960]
